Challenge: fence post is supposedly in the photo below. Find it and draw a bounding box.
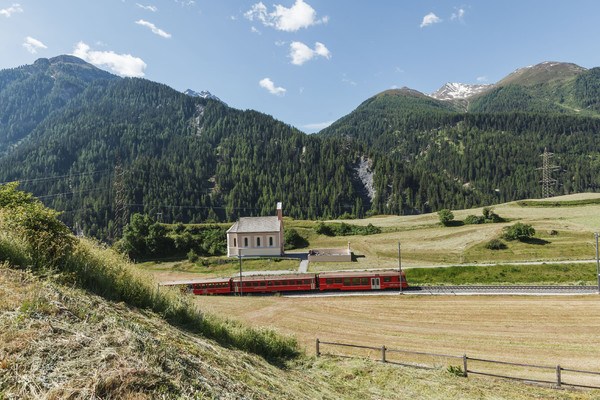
[463,354,468,377]
[556,365,561,387]
[316,338,320,357]
[382,345,386,363]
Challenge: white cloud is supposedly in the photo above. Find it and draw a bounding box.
[22,36,47,54]
[245,0,327,32]
[135,19,172,38]
[395,67,404,73]
[420,12,442,28]
[289,41,330,66]
[451,8,465,22]
[477,76,488,82]
[72,42,147,77]
[136,3,157,12]
[259,77,286,96]
[0,3,22,17]
[302,120,334,131]
[275,40,286,47]
[342,73,356,86]
[251,26,261,34]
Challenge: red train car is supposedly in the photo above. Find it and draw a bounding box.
[163,278,232,295]
[231,274,317,294]
[317,270,407,291]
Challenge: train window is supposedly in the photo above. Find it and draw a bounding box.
[259,281,266,286]
[335,278,342,284]
[304,280,310,284]
[326,278,333,284]
[383,277,391,283]
[210,284,215,288]
[267,281,273,286]
[296,280,303,285]
[352,278,360,286]
[343,278,351,286]
[252,282,259,287]
[244,282,251,287]
[361,278,369,285]
[274,281,281,285]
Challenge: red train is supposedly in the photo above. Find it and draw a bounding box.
[163,270,407,295]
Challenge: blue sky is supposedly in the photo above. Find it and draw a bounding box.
[2,1,600,133]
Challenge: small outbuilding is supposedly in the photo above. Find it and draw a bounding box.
[226,202,284,257]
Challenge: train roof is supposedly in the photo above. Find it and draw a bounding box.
[160,277,231,286]
[231,273,316,282]
[317,270,401,279]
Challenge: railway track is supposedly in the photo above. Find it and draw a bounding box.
[408,285,599,294]
[283,285,599,297]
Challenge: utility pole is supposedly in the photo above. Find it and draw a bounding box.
[398,241,402,293]
[238,248,243,296]
[537,147,560,198]
[596,233,599,295]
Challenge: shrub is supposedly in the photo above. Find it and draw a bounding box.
[483,207,504,223]
[464,214,484,225]
[314,221,333,236]
[173,222,185,234]
[187,249,199,263]
[438,209,454,226]
[484,238,507,250]
[284,228,308,250]
[502,223,535,241]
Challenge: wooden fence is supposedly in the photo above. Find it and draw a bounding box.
[315,339,600,389]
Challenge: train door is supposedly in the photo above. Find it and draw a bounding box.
[234,282,240,293]
[371,278,380,289]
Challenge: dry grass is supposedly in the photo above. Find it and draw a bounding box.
[307,194,600,270]
[195,293,600,388]
[4,264,595,399]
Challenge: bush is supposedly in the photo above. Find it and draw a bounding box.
[438,209,454,226]
[315,221,381,236]
[314,221,333,236]
[502,223,535,241]
[483,207,504,223]
[464,214,484,225]
[187,248,199,263]
[484,238,507,250]
[284,228,309,250]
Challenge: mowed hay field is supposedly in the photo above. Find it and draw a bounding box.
[196,294,600,387]
[309,194,600,271]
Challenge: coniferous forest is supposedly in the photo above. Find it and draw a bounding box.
[1,56,599,240]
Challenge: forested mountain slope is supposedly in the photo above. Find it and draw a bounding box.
[319,75,600,203]
[0,55,117,156]
[0,56,479,239]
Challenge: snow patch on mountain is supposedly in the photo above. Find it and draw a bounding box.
[184,89,227,106]
[430,82,493,101]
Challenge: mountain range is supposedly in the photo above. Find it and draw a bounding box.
[0,56,599,239]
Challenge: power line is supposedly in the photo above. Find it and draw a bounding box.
[0,169,112,185]
[537,147,560,199]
